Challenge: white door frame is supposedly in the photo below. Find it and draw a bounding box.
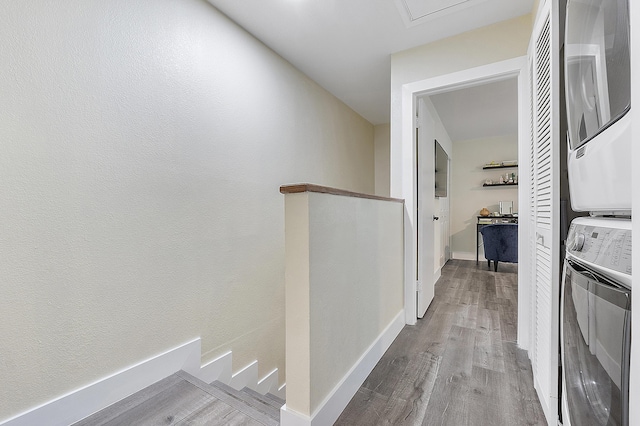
[396,56,532,349]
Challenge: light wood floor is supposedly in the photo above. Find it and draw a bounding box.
[335,259,547,426]
[72,371,281,426]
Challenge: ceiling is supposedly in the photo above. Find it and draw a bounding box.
[429,78,518,142]
[207,0,534,126]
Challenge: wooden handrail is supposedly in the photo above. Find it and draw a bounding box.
[280,183,404,203]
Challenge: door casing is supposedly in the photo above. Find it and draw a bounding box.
[394,57,531,350]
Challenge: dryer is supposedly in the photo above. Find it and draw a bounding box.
[565,0,631,214]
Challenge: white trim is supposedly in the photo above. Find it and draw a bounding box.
[397,54,528,342]
[280,405,310,426]
[199,351,233,384]
[534,374,557,426]
[451,251,476,261]
[533,376,550,424]
[393,0,490,29]
[1,339,202,426]
[1,340,285,426]
[229,360,259,391]
[402,120,418,325]
[433,268,441,282]
[274,383,287,401]
[256,369,279,395]
[280,311,405,426]
[517,52,532,352]
[403,57,528,97]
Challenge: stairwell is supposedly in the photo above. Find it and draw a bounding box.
[72,370,284,425]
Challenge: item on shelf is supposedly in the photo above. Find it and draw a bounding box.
[499,201,513,215]
[485,179,493,185]
[499,175,504,184]
[479,207,490,217]
[482,160,518,169]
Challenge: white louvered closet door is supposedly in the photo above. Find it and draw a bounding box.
[528,2,560,424]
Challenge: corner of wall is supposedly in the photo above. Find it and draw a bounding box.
[374,123,391,197]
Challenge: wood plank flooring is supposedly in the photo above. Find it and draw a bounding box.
[72,371,280,426]
[335,259,546,426]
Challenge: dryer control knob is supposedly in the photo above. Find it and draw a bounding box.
[572,233,585,251]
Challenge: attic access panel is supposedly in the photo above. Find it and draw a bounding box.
[394,0,489,27]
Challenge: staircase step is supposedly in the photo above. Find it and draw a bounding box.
[210,380,281,423]
[241,387,284,410]
[177,371,279,426]
[265,393,285,407]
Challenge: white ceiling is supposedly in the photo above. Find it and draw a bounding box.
[429,78,519,142]
[396,0,492,27]
[207,0,534,125]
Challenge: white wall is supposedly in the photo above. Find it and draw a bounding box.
[390,14,532,198]
[450,135,519,259]
[374,124,391,197]
[0,0,374,420]
[283,191,404,420]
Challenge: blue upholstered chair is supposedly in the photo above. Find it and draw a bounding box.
[479,223,518,271]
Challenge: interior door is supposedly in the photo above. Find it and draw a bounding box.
[416,97,436,318]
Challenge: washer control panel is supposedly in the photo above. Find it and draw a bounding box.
[567,219,632,276]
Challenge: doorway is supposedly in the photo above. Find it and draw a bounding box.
[395,56,533,350]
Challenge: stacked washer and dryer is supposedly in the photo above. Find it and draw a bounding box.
[561,0,632,425]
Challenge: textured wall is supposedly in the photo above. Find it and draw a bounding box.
[0,0,373,420]
[308,193,403,413]
[374,124,391,197]
[283,192,404,415]
[450,135,519,258]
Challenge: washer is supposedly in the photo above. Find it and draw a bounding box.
[560,217,632,426]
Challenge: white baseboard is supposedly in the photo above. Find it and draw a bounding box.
[274,383,286,400]
[199,351,232,384]
[257,369,279,395]
[451,251,477,261]
[1,339,284,426]
[1,338,202,426]
[229,361,258,391]
[281,310,405,426]
[281,404,311,426]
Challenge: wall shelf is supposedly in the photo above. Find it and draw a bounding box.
[482,164,518,170]
[482,183,518,187]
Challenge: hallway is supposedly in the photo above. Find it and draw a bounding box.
[335,259,546,425]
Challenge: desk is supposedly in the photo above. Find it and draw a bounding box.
[476,215,518,264]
